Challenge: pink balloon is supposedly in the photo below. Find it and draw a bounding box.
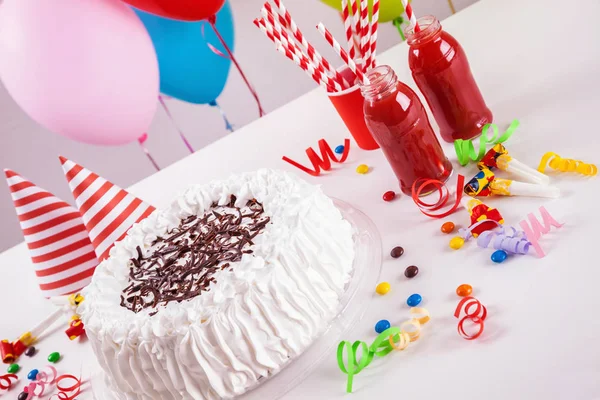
[0,0,159,146]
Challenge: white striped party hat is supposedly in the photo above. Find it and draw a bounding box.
[4,169,99,297]
[59,156,155,261]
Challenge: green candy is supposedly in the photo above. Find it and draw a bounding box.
[47,351,61,363]
[7,363,19,373]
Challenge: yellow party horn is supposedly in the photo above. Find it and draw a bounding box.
[478,144,550,185]
[465,168,559,198]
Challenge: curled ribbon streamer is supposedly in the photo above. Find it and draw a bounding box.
[388,331,412,351]
[36,366,58,385]
[0,373,17,390]
[282,138,350,176]
[454,120,520,166]
[477,226,531,254]
[537,152,598,176]
[411,175,465,218]
[24,381,46,400]
[50,374,83,400]
[370,327,401,357]
[519,206,564,258]
[454,297,487,340]
[337,308,430,393]
[409,307,431,326]
[337,340,374,393]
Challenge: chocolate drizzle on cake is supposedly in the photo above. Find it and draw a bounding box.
[120,196,269,314]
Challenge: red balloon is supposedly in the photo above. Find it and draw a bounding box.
[124,0,225,21]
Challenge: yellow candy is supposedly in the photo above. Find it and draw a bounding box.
[449,237,465,250]
[356,164,369,174]
[375,282,391,295]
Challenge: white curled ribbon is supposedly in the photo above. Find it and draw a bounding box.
[477,226,531,254]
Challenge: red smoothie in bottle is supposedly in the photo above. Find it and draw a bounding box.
[362,65,452,195]
[407,16,493,142]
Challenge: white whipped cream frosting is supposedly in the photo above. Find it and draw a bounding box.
[80,169,355,399]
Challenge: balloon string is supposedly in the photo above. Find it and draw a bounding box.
[209,100,235,133]
[392,17,406,40]
[447,0,456,14]
[158,96,195,153]
[137,134,160,171]
[207,16,266,118]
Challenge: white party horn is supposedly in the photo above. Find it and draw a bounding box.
[490,178,560,198]
[480,144,550,185]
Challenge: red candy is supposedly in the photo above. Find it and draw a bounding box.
[382,191,396,202]
[454,296,487,340]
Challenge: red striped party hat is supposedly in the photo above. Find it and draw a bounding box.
[4,169,99,297]
[59,157,155,261]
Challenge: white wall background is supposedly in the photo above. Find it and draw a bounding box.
[0,0,476,251]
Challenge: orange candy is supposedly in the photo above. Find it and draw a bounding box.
[441,222,455,234]
[456,284,473,297]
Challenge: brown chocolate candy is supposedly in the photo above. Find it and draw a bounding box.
[390,246,404,258]
[404,265,419,278]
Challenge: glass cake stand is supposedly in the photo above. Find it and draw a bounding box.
[91,199,383,400]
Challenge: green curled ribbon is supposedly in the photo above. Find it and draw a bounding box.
[454,119,520,166]
[337,328,406,393]
[337,340,374,393]
[370,327,401,357]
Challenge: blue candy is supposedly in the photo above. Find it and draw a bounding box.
[334,145,345,154]
[27,369,38,380]
[491,250,508,263]
[375,319,391,333]
[407,293,422,307]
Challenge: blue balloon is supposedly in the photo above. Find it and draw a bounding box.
[135,1,234,104]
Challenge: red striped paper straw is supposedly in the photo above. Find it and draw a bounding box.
[359,0,370,66]
[260,7,347,89]
[341,0,355,60]
[254,18,299,63]
[256,17,342,92]
[366,0,380,69]
[316,22,367,85]
[402,0,420,32]
[275,44,336,92]
[269,0,349,88]
[349,0,361,56]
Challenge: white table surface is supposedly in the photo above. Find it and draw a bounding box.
[3,0,600,398]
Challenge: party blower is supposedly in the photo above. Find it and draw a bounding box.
[465,167,560,198]
[478,144,550,185]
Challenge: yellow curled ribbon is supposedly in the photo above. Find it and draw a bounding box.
[337,308,430,393]
[454,120,520,166]
[537,152,597,176]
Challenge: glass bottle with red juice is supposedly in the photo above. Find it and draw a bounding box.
[406,16,493,142]
[361,65,452,195]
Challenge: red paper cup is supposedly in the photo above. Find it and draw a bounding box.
[327,67,379,151]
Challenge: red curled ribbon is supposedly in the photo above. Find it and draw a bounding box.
[411,174,465,218]
[454,296,487,340]
[282,138,351,176]
[0,373,17,390]
[50,374,83,400]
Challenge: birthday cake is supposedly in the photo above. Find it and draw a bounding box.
[79,169,355,399]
